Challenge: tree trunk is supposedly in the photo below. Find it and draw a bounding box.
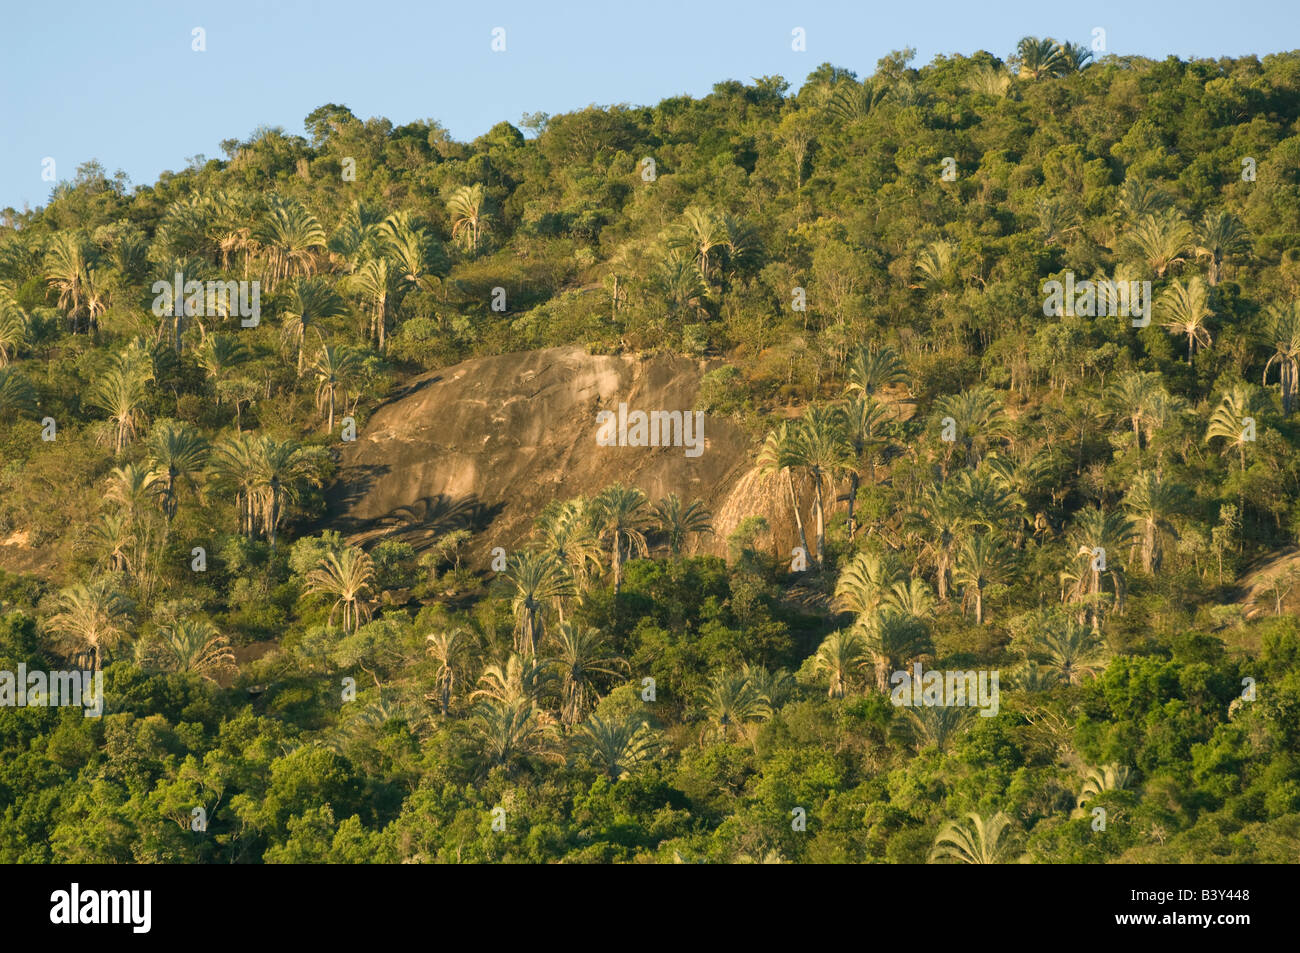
[813,478,826,570]
[785,470,810,565]
[1091,569,1101,634]
[847,471,859,538]
[612,534,622,595]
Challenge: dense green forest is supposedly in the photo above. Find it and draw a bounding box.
[2,39,1300,863]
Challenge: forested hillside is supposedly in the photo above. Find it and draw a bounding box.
[2,41,1300,863]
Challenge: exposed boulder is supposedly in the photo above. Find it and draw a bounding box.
[327,346,802,563]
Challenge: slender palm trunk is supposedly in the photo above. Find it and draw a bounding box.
[847,471,859,538]
[812,475,826,570]
[1091,569,1101,634]
[611,533,623,596]
[269,481,281,547]
[785,470,810,563]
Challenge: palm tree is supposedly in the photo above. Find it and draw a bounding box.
[844,344,909,400]
[44,231,94,332]
[248,436,327,546]
[1195,211,1250,286]
[826,79,888,122]
[946,467,1019,536]
[209,432,261,538]
[0,365,36,417]
[329,199,386,262]
[1016,37,1063,79]
[891,704,974,753]
[835,550,906,622]
[1160,276,1213,364]
[1055,41,1093,74]
[716,213,761,291]
[206,189,255,273]
[1067,507,1137,632]
[197,334,249,409]
[860,609,932,692]
[651,250,709,319]
[146,420,208,522]
[1205,385,1258,473]
[446,184,492,253]
[46,577,134,673]
[305,545,375,633]
[1123,470,1181,573]
[573,713,659,780]
[953,534,1014,624]
[757,421,811,563]
[591,484,651,594]
[914,240,962,295]
[651,494,713,557]
[966,62,1013,98]
[146,618,235,681]
[885,575,936,619]
[932,387,1011,470]
[703,668,772,742]
[503,550,574,657]
[837,395,889,536]
[348,256,401,351]
[742,663,793,709]
[88,512,133,576]
[1118,179,1173,220]
[914,485,967,603]
[379,211,447,290]
[425,626,471,716]
[929,812,1022,864]
[1263,302,1300,415]
[1129,209,1193,279]
[1030,616,1109,685]
[1108,370,1167,450]
[668,206,724,283]
[1076,764,1132,809]
[546,622,627,726]
[534,499,603,592]
[469,697,552,776]
[105,463,161,528]
[472,652,556,708]
[0,293,27,365]
[90,349,154,454]
[788,406,852,569]
[281,277,347,375]
[256,197,326,289]
[812,629,866,698]
[309,344,360,434]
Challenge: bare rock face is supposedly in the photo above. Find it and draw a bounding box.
[327,346,800,563]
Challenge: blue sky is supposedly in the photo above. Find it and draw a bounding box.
[2,0,1297,213]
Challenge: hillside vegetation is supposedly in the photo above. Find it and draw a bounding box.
[2,41,1300,863]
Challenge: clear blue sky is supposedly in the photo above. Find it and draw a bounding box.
[2,0,1297,213]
